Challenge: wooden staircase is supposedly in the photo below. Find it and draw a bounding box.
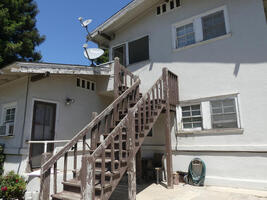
[39,58,179,200]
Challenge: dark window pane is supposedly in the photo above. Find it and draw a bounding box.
[113,44,126,66]
[202,10,226,41]
[183,124,192,129]
[77,78,80,87]
[170,1,174,9]
[128,36,149,65]
[176,0,181,7]
[87,81,90,90]
[162,4,166,12]
[157,6,161,15]
[91,83,95,91]
[82,80,85,88]
[191,105,200,110]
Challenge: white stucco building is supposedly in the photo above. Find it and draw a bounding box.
[90,0,267,190]
[1,0,267,197]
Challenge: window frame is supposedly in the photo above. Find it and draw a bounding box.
[110,34,150,66]
[177,94,242,134]
[76,77,96,92]
[175,22,196,49]
[172,5,231,50]
[0,102,17,136]
[181,104,203,131]
[210,97,239,129]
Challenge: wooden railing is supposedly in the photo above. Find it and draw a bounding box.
[80,68,178,200]
[39,61,140,200]
[114,57,138,98]
[167,70,179,107]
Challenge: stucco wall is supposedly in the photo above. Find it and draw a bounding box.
[0,74,112,174]
[108,0,267,189]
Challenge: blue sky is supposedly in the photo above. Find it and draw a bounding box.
[35,0,132,65]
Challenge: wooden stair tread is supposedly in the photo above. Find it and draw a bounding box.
[52,191,81,200]
[95,158,127,163]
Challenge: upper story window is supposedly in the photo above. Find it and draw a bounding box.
[173,6,230,50]
[202,11,226,41]
[112,44,126,66]
[77,78,96,92]
[128,36,149,65]
[176,23,195,48]
[177,94,241,133]
[112,35,150,66]
[157,0,181,15]
[0,103,16,136]
[263,0,267,22]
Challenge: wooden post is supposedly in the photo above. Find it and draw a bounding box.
[163,68,174,189]
[40,152,52,200]
[128,109,136,200]
[81,155,95,200]
[136,148,142,184]
[91,112,98,149]
[114,57,120,99]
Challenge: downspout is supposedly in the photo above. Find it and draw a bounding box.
[17,75,30,174]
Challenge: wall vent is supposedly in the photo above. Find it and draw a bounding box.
[156,0,181,16]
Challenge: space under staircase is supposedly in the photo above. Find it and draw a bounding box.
[39,58,179,200]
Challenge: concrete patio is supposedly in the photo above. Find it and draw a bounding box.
[111,183,267,200]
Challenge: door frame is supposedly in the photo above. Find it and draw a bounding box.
[29,99,58,169]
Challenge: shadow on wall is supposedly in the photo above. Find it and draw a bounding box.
[128,32,267,78]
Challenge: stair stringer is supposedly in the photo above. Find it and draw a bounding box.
[103,104,166,200]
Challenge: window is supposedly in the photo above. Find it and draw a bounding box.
[211,98,238,129]
[173,6,230,49]
[264,0,267,22]
[202,11,226,41]
[157,6,161,15]
[170,1,174,10]
[128,36,149,65]
[156,0,181,15]
[76,78,96,92]
[0,103,16,136]
[176,0,181,7]
[112,44,126,66]
[177,94,241,133]
[162,4,167,13]
[176,23,195,48]
[181,104,202,129]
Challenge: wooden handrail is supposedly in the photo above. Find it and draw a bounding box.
[41,79,140,174]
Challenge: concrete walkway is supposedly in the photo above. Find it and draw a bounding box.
[135,184,267,200]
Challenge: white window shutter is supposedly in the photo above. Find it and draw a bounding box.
[201,101,212,129]
[194,17,203,42]
[176,106,183,131]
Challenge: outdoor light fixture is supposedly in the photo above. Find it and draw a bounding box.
[65,97,75,105]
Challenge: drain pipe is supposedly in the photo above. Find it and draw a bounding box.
[17,75,30,174]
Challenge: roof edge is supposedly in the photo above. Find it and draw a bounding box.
[90,0,145,38]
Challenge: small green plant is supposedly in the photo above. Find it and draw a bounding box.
[0,171,26,200]
[0,144,5,175]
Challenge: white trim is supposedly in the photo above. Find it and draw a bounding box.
[177,93,242,134]
[201,101,212,129]
[172,5,231,51]
[0,102,17,136]
[28,98,60,141]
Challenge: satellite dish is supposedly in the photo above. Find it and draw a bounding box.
[82,19,92,27]
[83,48,104,67]
[84,48,104,60]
